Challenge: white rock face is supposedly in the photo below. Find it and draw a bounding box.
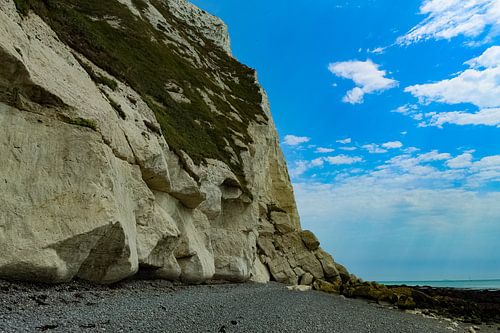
[0,0,349,288]
[0,104,143,283]
[164,0,232,54]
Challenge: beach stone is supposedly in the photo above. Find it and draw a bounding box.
[287,285,312,292]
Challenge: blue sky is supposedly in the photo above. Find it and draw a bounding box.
[190,0,500,281]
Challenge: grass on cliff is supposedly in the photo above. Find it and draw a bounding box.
[77,59,118,91]
[14,0,268,194]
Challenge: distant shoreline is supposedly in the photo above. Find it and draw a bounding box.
[378,279,500,290]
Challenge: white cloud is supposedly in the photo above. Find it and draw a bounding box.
[295,180,500,280]
[447,153,474,168]
[339,147,358,151]
[475,155,500,168]
[295,183,500,234]
[325,155,364,165]
[415,150,452,162]
[404,147,421,154]
[283,135,311,146]
[328,60,398,104]
[310,158,325,167]
[291,149,500,280]
[342,87,365,104]
[294,150,500,241]
[316,147,335,153]
[393,104,424,121]
[404,47,500,128]
[289,160,311,178]
[294,149,498,195]
[405,67,500,108]
[289,154,363,178]
[422,107,500,127]
[382,141,404,149]
[368,47,387,54]
[466,46,500,68]
[397,0,500,45]
[469,155,500,185]
[362,144,388,154]
[337,138,352,144]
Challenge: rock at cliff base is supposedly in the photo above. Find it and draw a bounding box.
[313,279,341,294]
[301,230,320,251]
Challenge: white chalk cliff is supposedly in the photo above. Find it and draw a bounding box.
[0,0,353,289]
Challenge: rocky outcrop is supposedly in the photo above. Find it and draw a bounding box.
[0,0,353,290]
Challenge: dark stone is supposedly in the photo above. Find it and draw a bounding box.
[79,324,96,329]
[36,324,58,331]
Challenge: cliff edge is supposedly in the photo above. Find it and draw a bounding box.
[0,0,357,291]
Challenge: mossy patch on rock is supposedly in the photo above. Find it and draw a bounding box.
[345,282,397,303]
[396,295,417,310]
[16,0,268,194]
[67,117,97,131]
[13,0,30,15]
[313,279,340,294]
[78,60,118,92]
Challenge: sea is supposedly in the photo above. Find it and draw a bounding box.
[378,279,500,290]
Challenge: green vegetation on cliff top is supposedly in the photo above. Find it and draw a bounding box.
[14,0,267,192]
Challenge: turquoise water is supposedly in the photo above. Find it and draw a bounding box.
[378,279,500,290]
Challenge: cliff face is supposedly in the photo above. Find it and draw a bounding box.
[0,0,352,288]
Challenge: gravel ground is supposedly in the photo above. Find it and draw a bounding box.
[0,279,496,333]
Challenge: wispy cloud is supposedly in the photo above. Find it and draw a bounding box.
[466,46,500,68]
[295,179,500,280]
[405,65,500,108]
[294,149,500,236]
[447,153,474,169]
[339,147,358,151]
[382,141,404,149]
[316,147,335,153]
[362,144,388,154]
[336,138,352,144]
[393,104,424,121]
[289,154,364,178]
[291,146,500,279]
[397,0,500,45]
[368,47,387,54]
[325,155,364,165]
[423,108,500,128]
[283,135,311,146]
[328,60,398,104]
[289,160,312,178]
[403,46,500,128]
